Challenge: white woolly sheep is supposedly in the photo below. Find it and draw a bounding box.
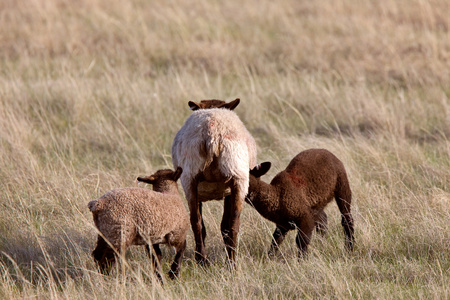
[247,149,355,257]
[88,167,189,280]
[172,98,257,265]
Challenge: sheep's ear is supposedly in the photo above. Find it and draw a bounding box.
[137,175,155,184]
[173,167,183,181]
[220,98,240,110]
[188,101,202,111]
[250,162,271,178]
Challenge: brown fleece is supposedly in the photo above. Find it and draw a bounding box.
[247,149,355,257]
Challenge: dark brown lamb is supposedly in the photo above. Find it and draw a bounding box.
[247,148,355,257]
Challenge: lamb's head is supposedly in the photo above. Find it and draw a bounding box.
[137,167,183,193]
[188,98,240,111]
[249,162,271,179]
[246,162,271,202]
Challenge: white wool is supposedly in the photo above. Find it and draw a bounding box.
[172,108,256,200]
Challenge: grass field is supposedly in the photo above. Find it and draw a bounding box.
[0,0,449,298]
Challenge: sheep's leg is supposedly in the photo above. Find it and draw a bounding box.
[220,195,231,257]
[187,181,207,265]
[268,225,289,257]
[92,235,116,274]
[145,244,163,282]
[169,240,186,280]
[221,181,243,265]
[315,210,328,237]
[220,195,231,239]
[295,214,315,257]
[335,183,355,251]
[199,202,207,242]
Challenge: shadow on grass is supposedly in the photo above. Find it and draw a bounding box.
[0,227,93,287]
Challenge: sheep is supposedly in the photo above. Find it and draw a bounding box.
[88,167,189,280]
[172,98,257,265]
[246,148,355,257]
[188,98,240,111]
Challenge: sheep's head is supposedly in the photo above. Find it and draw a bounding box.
[188,98,240,111]
[137,167,183,192]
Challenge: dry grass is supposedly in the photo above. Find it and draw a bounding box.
[0,0,449,299]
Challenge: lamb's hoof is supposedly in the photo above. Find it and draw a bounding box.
[168,270,178,280]
[267,246,279,258]
[155,272,164,285]
[297,250,309,260]
[225,259,237,272]
[345,239,355,252]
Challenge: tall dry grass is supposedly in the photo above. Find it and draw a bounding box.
[0,0,449,299]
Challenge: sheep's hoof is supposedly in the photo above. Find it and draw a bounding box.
[196,257,210,268]
[199,258,210,268]
[194,253,209,267]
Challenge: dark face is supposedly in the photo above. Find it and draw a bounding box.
[250,162,271,179]
[137,167,182,185]
[188,98,240,111]
[246,162,271,202]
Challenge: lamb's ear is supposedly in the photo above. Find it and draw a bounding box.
[220,98,240,110]
[250,162,271,178]
[137,175,155,184]
[188,101,202,111]
[173,167,183,181]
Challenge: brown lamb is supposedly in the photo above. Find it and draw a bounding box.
[88,167,189,281]
[247,148,355,257]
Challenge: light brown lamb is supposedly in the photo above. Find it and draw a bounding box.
[88,167,189,280]
[172,98,257,265]
[247,149,355,257]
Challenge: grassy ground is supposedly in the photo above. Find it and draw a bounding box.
[0,0,449,298]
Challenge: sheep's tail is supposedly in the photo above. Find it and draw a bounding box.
[204,135,219,168]
[88,199,100,212]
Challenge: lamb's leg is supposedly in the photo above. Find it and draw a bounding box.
[92,235,116,274]
[268,225,289,257]
[335,179,355,251]
[169,240,186,280]
[295,214,315,257]
[315,210,328,237]
[145,244,163,282]
[337,200,355,251]
[221,180,244,265]
[187,181,207,265]
[153,244,162,263]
